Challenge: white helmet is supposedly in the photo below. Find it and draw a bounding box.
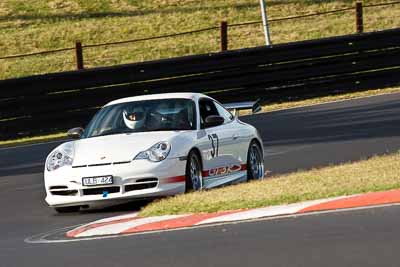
[123,107,145,129]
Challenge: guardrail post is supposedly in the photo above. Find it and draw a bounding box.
[355,2,364,34]
[220,21,228,52]
[75,41,84,70]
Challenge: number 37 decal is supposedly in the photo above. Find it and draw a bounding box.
[208,134,219,158]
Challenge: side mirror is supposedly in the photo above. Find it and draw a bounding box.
[205,115,224,128]
[67,127,84,139]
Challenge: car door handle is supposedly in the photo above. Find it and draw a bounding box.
[232,134,239,140]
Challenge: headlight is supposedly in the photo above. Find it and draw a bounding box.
[134,142,171,162]
[46,142,75,172]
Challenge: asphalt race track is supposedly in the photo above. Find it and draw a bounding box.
[1,93,400,267]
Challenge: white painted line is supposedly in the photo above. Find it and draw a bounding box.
[84,212,139,225]
[75,215,186,237]
[68,212,139,235]
[196,199,328,225]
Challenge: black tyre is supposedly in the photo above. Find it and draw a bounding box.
[185,150,203,192]
[54,206,80,213]
[247,141,264,180]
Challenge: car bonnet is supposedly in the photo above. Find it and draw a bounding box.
[72,131,180,166]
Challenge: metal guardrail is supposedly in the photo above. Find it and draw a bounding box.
[1,28,400,139]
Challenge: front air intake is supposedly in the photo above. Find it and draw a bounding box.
[125,178,158,192]
[82,186,120,195]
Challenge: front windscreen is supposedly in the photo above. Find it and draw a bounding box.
[82,98,196,138]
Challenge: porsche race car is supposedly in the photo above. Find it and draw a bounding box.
[44,93,264,213]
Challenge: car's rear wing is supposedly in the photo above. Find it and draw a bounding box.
[223,99,262,117]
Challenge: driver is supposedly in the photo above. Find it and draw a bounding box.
[122,106,146,130]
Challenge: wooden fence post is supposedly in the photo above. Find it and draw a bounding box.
[355,2,364,34]
[75,41,84,70]
[220,21,228,52]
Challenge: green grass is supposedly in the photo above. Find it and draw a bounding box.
[1,0,400,79]
[0,132,67,147]
[139,152,400,217]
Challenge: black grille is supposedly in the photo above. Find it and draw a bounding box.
[73,161,130,168]
[83,186,120,195]
[49,186,68,190]
[51,190,78,196]
[136,178,158,183]
[125,182,158,192]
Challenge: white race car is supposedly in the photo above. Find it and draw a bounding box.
[44,93,264,213]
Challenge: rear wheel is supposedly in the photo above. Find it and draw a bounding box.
[185,151,203,192]
[247,141,264,180]
[54,206,80,213]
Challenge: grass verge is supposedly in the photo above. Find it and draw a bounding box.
[139,152,400,217]
[0,132,67,148]
[1,87,400,147]
[255,87,400,114]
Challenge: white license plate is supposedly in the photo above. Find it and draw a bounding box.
[82,176,113,186]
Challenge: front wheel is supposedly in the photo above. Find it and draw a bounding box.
[185,151,203,192]
[247,141,264,180]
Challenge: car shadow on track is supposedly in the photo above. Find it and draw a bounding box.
[75,199,155,215]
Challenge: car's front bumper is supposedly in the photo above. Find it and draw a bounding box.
[44,158,186,208]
